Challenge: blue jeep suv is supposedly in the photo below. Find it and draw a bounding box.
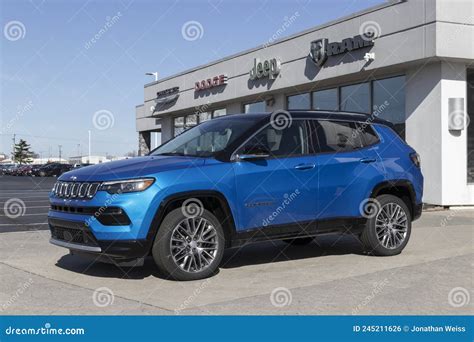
[49,111,423,280]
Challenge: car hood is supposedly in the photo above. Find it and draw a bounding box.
[58,156,207,182]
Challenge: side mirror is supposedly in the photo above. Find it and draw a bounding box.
[236,143,271,160]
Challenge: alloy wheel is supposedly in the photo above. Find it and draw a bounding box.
[374,202,408,249]
[169,216,219,273]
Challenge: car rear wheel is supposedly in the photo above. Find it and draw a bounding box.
[152,207,225,281]
[360,194,412,256]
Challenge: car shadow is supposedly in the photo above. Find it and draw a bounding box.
[221,234,366,269]
[54,234,366,280]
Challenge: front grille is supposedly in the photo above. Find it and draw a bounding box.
[50,224,98,247]
[52,181,100,199]
[50,205,131,226]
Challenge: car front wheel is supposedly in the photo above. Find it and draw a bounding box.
[152,207,225,281]
[360,194,412,256]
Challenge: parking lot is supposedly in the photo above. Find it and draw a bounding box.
[0,176,472,315]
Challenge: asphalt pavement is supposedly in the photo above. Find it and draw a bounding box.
[0,176,472,315]
[0,175,54,233]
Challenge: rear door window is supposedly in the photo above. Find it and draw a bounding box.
[311,120,364,153]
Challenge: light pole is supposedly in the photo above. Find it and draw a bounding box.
[145,72,159,82]
[88,130,91,164]
[58,145,62,164]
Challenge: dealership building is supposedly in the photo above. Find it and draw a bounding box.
[135,0,474,206]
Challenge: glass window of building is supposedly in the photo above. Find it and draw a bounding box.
[174,117,184,136]
[312,88,338,111]
[185,114,198,129]
[199,111,212,123]
[244,101,266,113]
[213,108,226,117]
[373,76,406,139]
[340,82,370,113]
[287,93,311,110]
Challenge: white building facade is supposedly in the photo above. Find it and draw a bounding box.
[135,0,474,206]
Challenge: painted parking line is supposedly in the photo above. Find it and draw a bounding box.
[0,213,48,217]
[0,190,50,192]
[0,196,50,199]
[0,222,48,226]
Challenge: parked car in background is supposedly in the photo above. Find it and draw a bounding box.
[15,164,34,176]
[73,163,93,169]
[29,164,45,176]
[1,164,16,175]
[4,164,20,176]
[38,163,72,177]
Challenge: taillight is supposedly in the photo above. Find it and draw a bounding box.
[410,152,421,168]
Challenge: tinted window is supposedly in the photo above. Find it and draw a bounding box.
[373,76,406,139]
[312,88,338,110]
[340,83,370,113]
[357,123,380,146]
[240,120,308,158]
[244,101,266,113]
[313,120,363,153]
[287,93,310,110]
[213,108,226,117]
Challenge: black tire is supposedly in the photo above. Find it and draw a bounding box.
[360,194,412,256]
[152,207,225,281]
[282,237,314,245]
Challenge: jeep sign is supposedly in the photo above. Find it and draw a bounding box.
[249,57,281,80]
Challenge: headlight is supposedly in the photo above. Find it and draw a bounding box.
[99,178,155,194]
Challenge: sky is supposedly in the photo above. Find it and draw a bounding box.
[0,0,385,159]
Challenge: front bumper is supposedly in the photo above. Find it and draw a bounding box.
[48,217,150,260]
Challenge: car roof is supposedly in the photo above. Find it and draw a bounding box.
[214,110,393,127]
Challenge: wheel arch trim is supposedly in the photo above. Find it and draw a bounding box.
[146,190,237,250]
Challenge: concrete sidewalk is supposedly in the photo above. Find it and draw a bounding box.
[0,209,472,315]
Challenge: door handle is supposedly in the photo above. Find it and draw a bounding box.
[360,158,376,163]
[294,163,316,170]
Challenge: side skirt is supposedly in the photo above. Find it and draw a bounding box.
[230,217,366,248]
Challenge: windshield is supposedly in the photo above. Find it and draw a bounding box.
[151,117,259,157]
